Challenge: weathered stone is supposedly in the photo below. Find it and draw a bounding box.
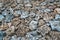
[29,20,38,30]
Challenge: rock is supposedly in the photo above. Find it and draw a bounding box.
[55,8,60,13]
[39,19,45,26]
[0,3,3,7]
[0,31,6,40]
[5,14,13,22]
[29,11,36,17]
[49,21,60,31]
[16,24,29,36]
[0,23,9,30]
[29,20,38,30]
[37,25,51,36]
[10,35,17,40]
[44,8,51,13]
[0,15,4,21]
[6,26,15,35]
[25,3,32,7]
[40,2,47,6]
[20,11,29,18]
[27,31,38,36]
[55,14,60,19]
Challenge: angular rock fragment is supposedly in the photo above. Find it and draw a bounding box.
[0,15,4,21]
[37,25,51,36]
[55,8,60,13]
[49,21,60,31]
[20,11,29,18]
[29,20,38,30]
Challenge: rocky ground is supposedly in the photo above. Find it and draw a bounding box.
[0,0,60,40]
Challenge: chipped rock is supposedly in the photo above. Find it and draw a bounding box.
[55,8,60,13]
[37,25,51,36]
[29,11,36,17]
[20,11,29,18]
[44,8,51,13]
[0,3,3,7]
[25,3,32,7]
[55,14,60,19]
[6,26,15,35]
[29,20,38,30]
[49,21,60,31]
[0,15,4,21]
[40,2,47,6]
[39,19,45,26]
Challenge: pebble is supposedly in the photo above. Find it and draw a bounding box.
[0,31,6,40]
[55,8,60,13]
[0,3,3,7]
[25,3,32,7]
[27,31,38,36]
[0,15,4,21]
[44,8,51,13]
[55,14,60,19]
[5,14,13,22]
[29,11,36,17]
[40,2,47,6]
[10,35,17,40]
[49,21,60,31]
[29,20,38,30]
[20,11,29,18]
[37,25,51,36]
[14,10,21,15]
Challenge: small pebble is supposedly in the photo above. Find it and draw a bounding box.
[0,15,4,21]
[29,20,38,30]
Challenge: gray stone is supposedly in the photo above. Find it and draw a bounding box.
[0,3,3,7]
[29,11,36,17]
[55,14,60,19]
[21,11,29,18]
[0,15,4,21]
[29,20,38,30]
[49,21,60,31]
[40,2,47,6]
[44,8,51,13]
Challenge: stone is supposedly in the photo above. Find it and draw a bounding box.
[55,14,60,19]
[0,15,4,21]
[27,31,38,36]
[37,25,51,36]
[20,11,29,18]
[29,20,38,30]
[25,3,32,7]
[10,35,17,40]
[0,3,3,7]
[55,8,60,13]
[40,2,47,6]
[39,19,45,26]
[49,21,60,31]
[5,14,13,22]
[14,10,21,15]
[0,31,6,40]
[6,26,15,35]
[44,8,51,13]
[29,11,36,17]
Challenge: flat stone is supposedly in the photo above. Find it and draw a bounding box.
[0,3,3,7]
[20,11,29,18]
[40,2,47,6]
[29,20,38,30]
[55,14,60,19]
[0,15,4,21]
[49,21,60,31]
[55,8,60,13]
